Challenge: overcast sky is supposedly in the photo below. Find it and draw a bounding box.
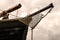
[0,0,60,40]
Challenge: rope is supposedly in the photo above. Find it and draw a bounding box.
[16,9,18,17]
[42,8,53,18]
[30,7,53,40]
[5,9,20,19]
[9,14,19,17]
[31,28,33,40]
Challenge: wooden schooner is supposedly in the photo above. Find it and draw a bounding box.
[0,3,54,40]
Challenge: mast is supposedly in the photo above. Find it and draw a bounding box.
[0,3,21,17]
[27,3,54,17]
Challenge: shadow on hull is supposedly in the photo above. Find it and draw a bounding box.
[0,19,28,40]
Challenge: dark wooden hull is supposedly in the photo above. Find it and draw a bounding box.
[0,19,28,40]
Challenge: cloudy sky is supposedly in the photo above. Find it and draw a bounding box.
[0,0,60,40]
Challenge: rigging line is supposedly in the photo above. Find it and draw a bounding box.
[15,0,20,19]
[16,9,18,17]
[31,7,53,29]
[31,28,33,40]
[30,8,53,40]
[9,14,20,18]
[42,8,53,18]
